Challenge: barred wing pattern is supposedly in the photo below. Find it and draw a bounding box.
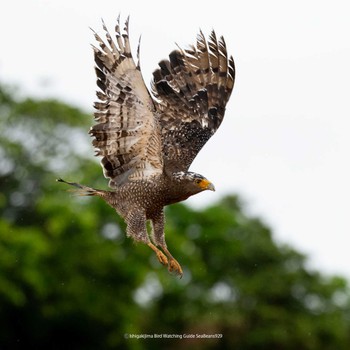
[152,31,235,173]
[90,19,235,187]
[90,18,163,188]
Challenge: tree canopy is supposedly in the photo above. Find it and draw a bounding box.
[0,83,349,349]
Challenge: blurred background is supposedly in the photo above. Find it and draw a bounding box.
[1,0,350,348]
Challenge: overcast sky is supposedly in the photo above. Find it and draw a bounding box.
[1,0,349,279]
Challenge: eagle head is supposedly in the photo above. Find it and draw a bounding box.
[192,174,215,192]
[173,171,215,195]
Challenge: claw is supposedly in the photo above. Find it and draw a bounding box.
[148,243,168,266]
[168,258,183,278]
[161,246,183,278]
[156,250,168,266]
[148,243,183,277]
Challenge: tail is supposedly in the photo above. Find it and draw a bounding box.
[56,178,102,197]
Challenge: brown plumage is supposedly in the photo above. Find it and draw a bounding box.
[58,16,235,276]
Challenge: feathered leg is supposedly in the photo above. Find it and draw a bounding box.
[125,210,168,266]
[151,210,183,277]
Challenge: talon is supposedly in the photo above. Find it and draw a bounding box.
[147,242,168,266]
[148,243,183,277]
[160,245,183,278]
[168,258,183,278]
[156,250,168,266]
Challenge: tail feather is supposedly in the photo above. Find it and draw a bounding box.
[56,178,100,196]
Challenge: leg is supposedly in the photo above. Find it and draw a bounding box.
[151,210,183,277]
[126,210,149,243]
[126,210,168,266]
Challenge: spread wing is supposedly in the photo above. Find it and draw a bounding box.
[152,31,235,173]
[90,17,163,188]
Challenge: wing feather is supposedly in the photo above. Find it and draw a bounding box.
[152,31,235,172]
[90,18,163,188]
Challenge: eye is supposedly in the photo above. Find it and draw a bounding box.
[195,178,202,184]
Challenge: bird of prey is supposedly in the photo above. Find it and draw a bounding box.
[58,17,235,277]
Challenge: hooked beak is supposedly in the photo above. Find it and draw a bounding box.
[206,182,216,192]
[199,179,216,191]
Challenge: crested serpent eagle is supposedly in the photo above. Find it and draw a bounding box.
[58,17,235,277]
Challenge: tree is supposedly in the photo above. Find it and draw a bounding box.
[1,83,350,349]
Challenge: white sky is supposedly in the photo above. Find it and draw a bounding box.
[1,0,349,279]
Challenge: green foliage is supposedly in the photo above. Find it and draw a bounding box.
[1,82,350,349]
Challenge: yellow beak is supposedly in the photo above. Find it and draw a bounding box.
[199,179,216,191]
